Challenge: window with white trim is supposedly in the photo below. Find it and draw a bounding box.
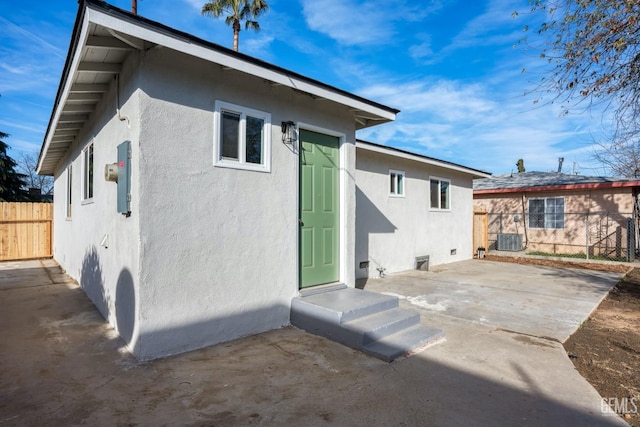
[214,101,271,172]
[529,197,564,229]
[66,165,72,218]
[82,142,94,201]
[430,177,450,210]
[389,169,404,196]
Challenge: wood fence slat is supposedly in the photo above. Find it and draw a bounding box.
[20,203,27,259]
[0,202,53,261]
[0,205,6,258]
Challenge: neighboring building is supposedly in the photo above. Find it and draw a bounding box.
[37,0,397,360]
[356,141,490,279]
[474,172,640,259]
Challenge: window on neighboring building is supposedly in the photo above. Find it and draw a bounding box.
[430,177,450,210]
[66,165,72,218]
[82,142,94,201]
[389,170,405,196]
[214,101,271,172]
[529,197,564,229]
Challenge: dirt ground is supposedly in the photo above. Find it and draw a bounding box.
[484,254,631,274]
[487,255,640,426]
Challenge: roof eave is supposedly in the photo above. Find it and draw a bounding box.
[474,181,640,194]
[356,140,491,179]
[37,0,399,175]
[37,0,90,175]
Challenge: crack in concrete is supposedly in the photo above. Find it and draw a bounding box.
[495,328,560,343]
[48,375,119,416]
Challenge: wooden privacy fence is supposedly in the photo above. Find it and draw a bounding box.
[0,202,53,261]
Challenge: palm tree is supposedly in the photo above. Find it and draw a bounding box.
[201,0,269,52]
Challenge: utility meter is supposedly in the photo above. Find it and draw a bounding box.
[105,163,119,182]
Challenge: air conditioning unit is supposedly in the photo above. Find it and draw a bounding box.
[496,234,522,251]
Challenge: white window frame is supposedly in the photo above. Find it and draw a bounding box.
[528,197,565,229]
[66,165,72,219]
[389,169,405,197]
[213,100,271,172]
[82,142,94,203]
[429,176,451,211]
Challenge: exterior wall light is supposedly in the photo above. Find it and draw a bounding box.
[281,121,297,146]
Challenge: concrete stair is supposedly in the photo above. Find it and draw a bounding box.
[290,286,444,362]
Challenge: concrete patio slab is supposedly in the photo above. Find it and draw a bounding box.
[363,259,625,342]
[0,259,630,426]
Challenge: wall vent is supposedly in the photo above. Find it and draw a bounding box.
[415,255,429,271]
[496,234,522,251]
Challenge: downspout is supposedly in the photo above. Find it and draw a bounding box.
[521,192,529,250]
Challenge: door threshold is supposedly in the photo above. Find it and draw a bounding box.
[298,282,347,297]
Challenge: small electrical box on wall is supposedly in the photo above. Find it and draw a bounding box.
[117,140,131,216]
[105,163,118,182]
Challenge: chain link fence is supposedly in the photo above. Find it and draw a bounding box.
[487,211,637,262]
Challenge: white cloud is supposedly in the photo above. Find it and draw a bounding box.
[449,0,524,47]
[0,120,46,135]
[360,80,495,121]
[182,0,202,10]
[0,15,67,96]
[0,16,65,59]
[300,0,443,46]
[0,63,33,75]
[244,34,275,57]
[300,0,395,45]
[356,70,606,175]
[1,136,41,153]
[409,34,433,60]
[0,61,60,94]
[412,0,529,64]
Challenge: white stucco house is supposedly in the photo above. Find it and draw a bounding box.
[37,0,488,361]
[355,141,490,279]
[37,0,398,360]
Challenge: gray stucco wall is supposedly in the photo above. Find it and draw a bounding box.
[355,149,475,279]
[134,48,357,359]
[53,51,142,349]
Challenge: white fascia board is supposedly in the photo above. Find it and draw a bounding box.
[356,141,491,179]
[87,8,396,122]
[37,14,92,175]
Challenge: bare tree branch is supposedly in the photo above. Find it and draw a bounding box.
[17,152,53,195]
[517,0,640,177]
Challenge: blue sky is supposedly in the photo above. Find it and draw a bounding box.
[0,0,612,175]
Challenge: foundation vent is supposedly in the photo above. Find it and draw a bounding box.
[415,255,430,271]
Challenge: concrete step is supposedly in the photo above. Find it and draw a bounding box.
[362,324,446,362]
[343,307,420,346]
[291,287,444,362]
[299,283,347,297]
[291,287,398,325]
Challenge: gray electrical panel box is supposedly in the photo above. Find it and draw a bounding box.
[117,141,131,215]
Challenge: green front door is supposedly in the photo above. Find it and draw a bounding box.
[300,130,340,288]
